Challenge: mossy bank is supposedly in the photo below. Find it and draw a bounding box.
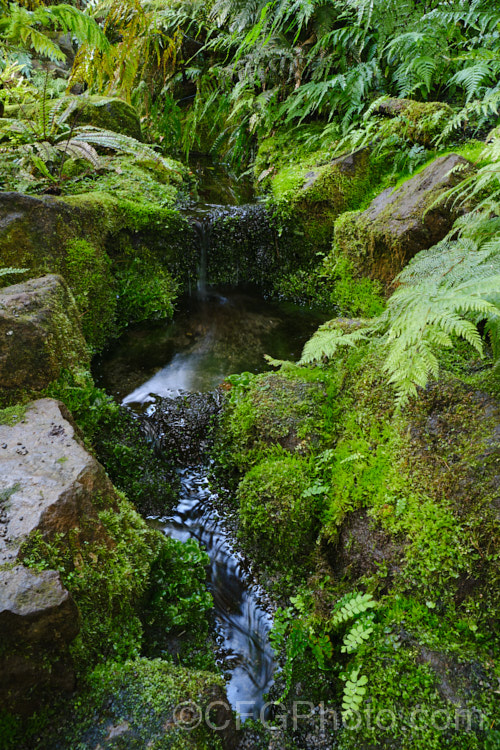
[212,342,500,749]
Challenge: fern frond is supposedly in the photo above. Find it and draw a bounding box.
[330,592,376,627]
[299,322,370,365]
[55,140,102,168]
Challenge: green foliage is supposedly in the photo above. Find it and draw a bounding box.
[330,591,376,627]
[270,592,333,699]
[380,231,500,407]
[20,494,159,664]
[115,256,178,324]
[145,537,212,635]
[0,3,109,63]
[0,266,28,289]
[340,667,369,723]
[300,320,369,365]
[46,370,176,513]
[237,453,318,569]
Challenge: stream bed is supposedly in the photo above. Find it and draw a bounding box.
[94,288,324,718]
[93,163,326,720]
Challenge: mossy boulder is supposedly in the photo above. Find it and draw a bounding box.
[269,146,374,252]
[0,191,198,349]
[70,95,142,140]
[237,454,318,569]
[63,154,188,208]
[216,371,326,474]
[43,658,237,749]
[334,153,473,285]
[0,274,89,404]
[373,97,454,146]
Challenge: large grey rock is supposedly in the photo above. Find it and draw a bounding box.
[0,274,89,400]
[0,398,119,712]
[334,154,473,284]
[0,567,79,646]
[0,398,116,564]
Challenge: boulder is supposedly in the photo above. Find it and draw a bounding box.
[46,658,238,749]
[70,95,142,140]
[0,274,89,402]
[0,191,198,349]
[334,154,473,285]
[372,97,453,146]
[0,567,79,646]
[0,398,119,711]
[269,147,373,251]
[323,508,404,585]
[0,398,117,565]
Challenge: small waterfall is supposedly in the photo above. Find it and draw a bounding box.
[191,215,213,297]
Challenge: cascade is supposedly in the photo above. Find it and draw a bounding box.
[94,162,326,721]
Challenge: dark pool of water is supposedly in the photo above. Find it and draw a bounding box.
[93,288,325,407]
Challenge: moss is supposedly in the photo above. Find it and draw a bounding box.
[332,153,473,285]
[65,658,226,749]
[64,154,188,208]
[0,403,26,425]
[275,252,385,316]
[69,95,142,140]
[267,146,375,253]
[45,370,176,515]
[386,139,486,194]
[64,238,117,346]
[237,453,318,570]
[374,98,454,148]
[115,251,178,325]
[20,488,213,671]
[0,191,198,350]
[215,371,327,476]
[1,658,228,750]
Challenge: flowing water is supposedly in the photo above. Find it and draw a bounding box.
[93,162,326,720]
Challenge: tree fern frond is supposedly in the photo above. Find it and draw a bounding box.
[299,322,371,365]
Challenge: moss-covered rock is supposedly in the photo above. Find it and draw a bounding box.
[333,153,473,285]
[34,657,237,750]
[0,191,198,350]
[372,97,454,147]
[268,146,374,252]
[63,154,188,208]
[0,274,89,404]
[237,454,318,570]
[69,95,142,140]
[215,371,326,475]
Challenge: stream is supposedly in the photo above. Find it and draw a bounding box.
[93,163,325,721]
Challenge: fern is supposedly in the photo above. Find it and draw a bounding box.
[341,617,375,654]
[330,591,376,627]
[2,3,109,62]
[0,267,28,278]
[299,321,371,365]
[341,668,369,722]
